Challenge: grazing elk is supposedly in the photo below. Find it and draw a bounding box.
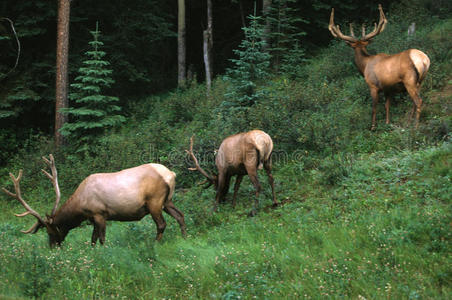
[186,130,277,215]
[2,155,186,247]
[328,4,430,129]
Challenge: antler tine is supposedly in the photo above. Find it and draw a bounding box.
[185,135,215,183]
[21,221,42,234]
[328,7,358,43]
[362,4,388,41]
[41,154,61,216]
[349,23,355,38]
[2,170,46,229]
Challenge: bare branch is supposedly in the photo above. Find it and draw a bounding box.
[0,17,20,79]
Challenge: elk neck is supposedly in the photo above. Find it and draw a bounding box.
[353,46,372,76]
[52,197,86,233]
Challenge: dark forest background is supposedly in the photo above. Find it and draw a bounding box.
[2,0,449,151]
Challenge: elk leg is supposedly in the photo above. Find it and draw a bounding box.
[245,165,262,214]
[91,223,99,245]
[214,173,229,211]
[92,214,106,245]
[163,202,187,237]
[384,93,391,125]
[150,210,166,241]
[264,160,277,206]
[406,86,422,128]
[232,175,244,208]
[370,88,379,130]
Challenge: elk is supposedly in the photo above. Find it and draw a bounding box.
[2,155,186,247]
[328,4,430,129]
[186,130,277,215]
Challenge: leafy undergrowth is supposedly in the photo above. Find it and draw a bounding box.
[0,142,450,299]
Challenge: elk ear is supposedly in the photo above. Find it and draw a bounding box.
[46,214,54,224]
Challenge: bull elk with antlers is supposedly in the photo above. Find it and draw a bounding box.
[186,130,278,215]
[329,4,430,129]
[2,155,186,247]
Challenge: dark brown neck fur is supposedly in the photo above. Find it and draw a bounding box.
[52,199,86,236]
[353,46,371,76]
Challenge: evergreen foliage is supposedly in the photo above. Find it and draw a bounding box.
[221,14,271,130]
[60,23,125,151]
[265,0,307,71]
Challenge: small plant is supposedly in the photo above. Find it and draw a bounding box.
[20,246,52,298]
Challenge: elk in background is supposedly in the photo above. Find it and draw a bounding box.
[2,155,186,247]
[328,4,430,129]
[186,130,277,215]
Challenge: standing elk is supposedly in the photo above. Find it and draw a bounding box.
[186,130,278,215]
[328,4,430,129]
[2,155,186,247]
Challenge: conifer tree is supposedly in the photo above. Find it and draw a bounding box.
[60,23,125,151]
[265,0,307,72]
[222,14,270,110]
[220,13,271,131]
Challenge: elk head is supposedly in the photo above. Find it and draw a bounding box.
[328,4,430,129]
[2,155,65,247]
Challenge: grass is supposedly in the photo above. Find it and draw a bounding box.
[0,143,450,299]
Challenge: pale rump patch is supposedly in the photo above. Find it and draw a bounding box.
[248,130,273,168]
[150,163,176,201]
[409,49,430,80]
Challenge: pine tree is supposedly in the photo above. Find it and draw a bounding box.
[60,22,125,151]
[222,14,271,111]
[219,13,271,132]
[265,0,307,72]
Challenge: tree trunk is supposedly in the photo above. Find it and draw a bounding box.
[177,0,186,88]
[55,0,71,147]
[203,0,213,94]
[238,0,246,28]
[262,0,271,51]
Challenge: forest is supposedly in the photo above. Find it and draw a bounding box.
[0,0,451,298]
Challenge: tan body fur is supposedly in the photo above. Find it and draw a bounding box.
[353,44,430,128]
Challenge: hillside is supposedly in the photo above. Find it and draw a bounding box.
[0,4,451,299]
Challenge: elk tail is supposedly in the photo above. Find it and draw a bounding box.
[256,148,264,170]
[165,171,176,202]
